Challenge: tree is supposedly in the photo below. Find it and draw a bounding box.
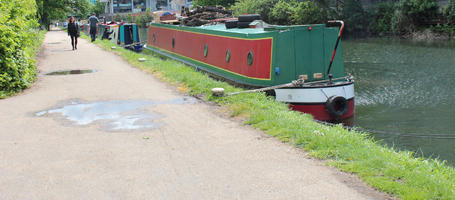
[342,0,368,35]
[194,0,237,8]
[36,0,70,30]
[70,0,93,19]
[92,0,106,16]
[36,0,94,30]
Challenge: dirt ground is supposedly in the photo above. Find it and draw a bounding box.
[0,30,391,199]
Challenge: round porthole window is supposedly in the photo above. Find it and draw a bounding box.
[152,33,156,42]
[247,51,254,66]
[204,44,208,57]
[225,49,231,62]
[172,37,175,48]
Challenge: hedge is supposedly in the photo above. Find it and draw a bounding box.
[0,0,40,98]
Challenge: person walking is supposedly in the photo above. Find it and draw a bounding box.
[67,16,79,50]
[88,13,99,42]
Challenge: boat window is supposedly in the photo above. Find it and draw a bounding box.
[226,50,231,62]
[204,44,208,57]
[152,33,155,42]
[172,37,175,48]
[247,51,254,66]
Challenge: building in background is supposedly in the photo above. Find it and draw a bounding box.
[102,0,192,15]
[90,0,96,4]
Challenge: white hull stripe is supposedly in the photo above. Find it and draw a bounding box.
[275,83,355,103]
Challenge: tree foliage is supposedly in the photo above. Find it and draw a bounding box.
[70,0,93,19]
[92,0,106,16]
[193,0,236,8]
[445,0,455,24]
[391,0,438,34]
[232,0,325,25]
[368,1,395,35]
[0,0,40,97]
[135,9,154,27]
[342,0,368,35]
[36,0,70,29]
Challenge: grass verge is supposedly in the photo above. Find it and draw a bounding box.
[85,35,455,199]
[0,29,47,98]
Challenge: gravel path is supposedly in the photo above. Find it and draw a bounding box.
[0,30,389,199]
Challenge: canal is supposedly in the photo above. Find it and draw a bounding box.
[343,38,455,165]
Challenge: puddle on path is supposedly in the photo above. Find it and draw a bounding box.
[48,48,72,52]
[35,97,199,132]
[47,42,62,45]
[46,69,97,75]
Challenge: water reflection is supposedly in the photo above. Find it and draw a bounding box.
[36,97,199,132]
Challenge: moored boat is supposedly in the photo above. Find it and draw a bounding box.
[145,19,354,124]
[96,23,143,52]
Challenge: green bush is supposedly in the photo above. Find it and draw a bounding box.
[135,9,153,27]
[391,0,439,34]
[232,0,278,22]
[0,0,40,97]
[233,0,325,25]
[391,10,413,34]
[126,13,133,23]
[368,1,395,35]
[269,0,296,25]
[444,0,455,24]
[291,1,327,24]
[114,14,123,22]
[430,23,455,35]
[193,0,236,7]
[342,0,368,35]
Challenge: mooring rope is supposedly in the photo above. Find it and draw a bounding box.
[225,75,353,96]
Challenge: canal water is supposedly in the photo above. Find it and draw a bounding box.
[343,38,455,165]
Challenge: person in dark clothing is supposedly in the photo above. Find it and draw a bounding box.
[101,27,113,40]
[88,13,99,42]
[67,16,79,50]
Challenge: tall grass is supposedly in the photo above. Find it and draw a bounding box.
[87,36,455,199]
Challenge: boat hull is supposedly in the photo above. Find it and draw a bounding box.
[275,82,354,124]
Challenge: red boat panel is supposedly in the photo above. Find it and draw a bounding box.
[148,26,273,80]
[289,99,355,122]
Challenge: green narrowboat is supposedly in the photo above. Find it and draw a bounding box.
[146,20,354,124]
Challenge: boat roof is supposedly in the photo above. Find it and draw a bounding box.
[183,23,326,34]
[196,23,270,34]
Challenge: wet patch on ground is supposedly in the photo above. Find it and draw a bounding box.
[46,69,97,75]
[35,97,199,132]
[47,42,62,45]
[47,48,73,52]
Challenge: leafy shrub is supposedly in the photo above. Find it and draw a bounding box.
[114,14,123,22]
[0,0,40,97]
[231,0,278,22]
[430,23,455,35]
[233,0,325,25]
[444,0,455,24]
[391,9,415,34]
[135,9,153,27]
[269,0,296,25]
[390,0,439,35]
[194,0,236,7]
[126,13,133,23]
[291,1,327,24]
[342,0,368,35]
[368,1,395,35]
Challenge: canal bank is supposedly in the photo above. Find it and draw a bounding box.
[344,38,455,165]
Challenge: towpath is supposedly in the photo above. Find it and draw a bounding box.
[0,30,389,199]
